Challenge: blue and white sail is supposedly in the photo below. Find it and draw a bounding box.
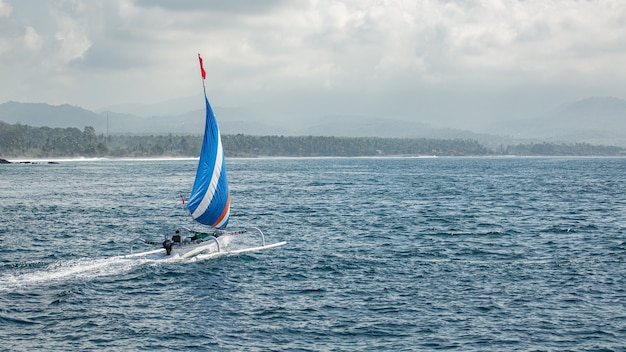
[186,54,230,229]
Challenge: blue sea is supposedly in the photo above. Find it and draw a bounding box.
[1,157,625,351]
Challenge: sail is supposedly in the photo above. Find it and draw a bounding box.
[186,57,230,229]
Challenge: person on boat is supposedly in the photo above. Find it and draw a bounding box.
[190,230,218,243]
[162,230,182,255]
[172,230,182,243]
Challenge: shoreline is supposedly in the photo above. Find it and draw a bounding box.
[2,155,626,164]
[0,157,199,164]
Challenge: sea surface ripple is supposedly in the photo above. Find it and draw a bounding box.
[1,157,625,351]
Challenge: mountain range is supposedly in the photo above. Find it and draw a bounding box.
[486,96,626,146]
[1,96,625,147]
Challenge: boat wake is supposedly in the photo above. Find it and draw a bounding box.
[2,240,286,292]
[2,257,141,291]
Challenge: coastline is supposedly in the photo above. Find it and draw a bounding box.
[3,154,626,165]
[0,156,200,164]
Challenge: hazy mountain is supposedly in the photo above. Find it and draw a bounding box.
[0,101,106,131]
[2,96,626,147]
[0,101,280,135]
[293,114,479,139]
[488,96,626,146]
[96,95,204,117]
[154,107,288,136]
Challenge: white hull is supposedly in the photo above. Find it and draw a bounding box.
[127,228,285,260]
[173,234,233,258]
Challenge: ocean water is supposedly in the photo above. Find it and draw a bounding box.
[1,157,625,351]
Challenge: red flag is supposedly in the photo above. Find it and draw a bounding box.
[198,53,206,80]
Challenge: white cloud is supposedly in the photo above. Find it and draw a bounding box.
[52,2,91,61]
[0,0,11,17]
[1,0,626,125]
[23,26,42,51]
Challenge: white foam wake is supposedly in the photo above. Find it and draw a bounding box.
[1,257,147,291]
[1,238,285,291]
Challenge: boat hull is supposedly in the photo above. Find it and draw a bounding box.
[126,227,284,260]
[170,235,233,258]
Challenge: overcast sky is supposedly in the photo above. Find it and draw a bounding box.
[1,0,625,128]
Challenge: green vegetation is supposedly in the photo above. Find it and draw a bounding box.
[0,122,108,157]
[496,142,624,156]
[223,134,490,157]
[1,121,624,158]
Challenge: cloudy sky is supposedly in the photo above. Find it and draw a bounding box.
[1,0,625,129]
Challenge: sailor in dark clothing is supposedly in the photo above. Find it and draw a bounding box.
[172,230,182,243]
[163,230,182,255]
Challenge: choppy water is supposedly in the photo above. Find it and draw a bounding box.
[1,157,625,351]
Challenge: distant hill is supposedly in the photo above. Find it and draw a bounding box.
[489,96,626,146]
[101,107,287,135]
[2,96,626,147]
[96,95,204,117]
[0,101,459,137]
[0,101,289,135]
[0,101,106,131]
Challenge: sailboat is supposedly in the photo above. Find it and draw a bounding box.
[129,54,285,259]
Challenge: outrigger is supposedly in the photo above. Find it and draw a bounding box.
[130,227,276,258]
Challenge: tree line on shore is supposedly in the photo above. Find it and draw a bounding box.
[1,121,624,158]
